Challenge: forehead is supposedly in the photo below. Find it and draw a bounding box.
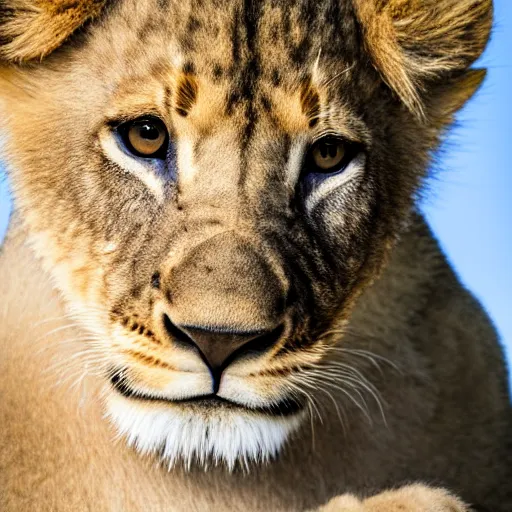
[86,0,366,139]
[112,0,360,73]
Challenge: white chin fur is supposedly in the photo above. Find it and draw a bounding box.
[105,393,303,471]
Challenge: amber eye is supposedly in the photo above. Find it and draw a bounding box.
[309,138,348,172]
[119,117,169,159]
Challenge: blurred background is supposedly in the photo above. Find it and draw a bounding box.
[0,1,511,371]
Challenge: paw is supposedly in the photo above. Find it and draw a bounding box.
[316,485,469,512]
[316,494,366,512]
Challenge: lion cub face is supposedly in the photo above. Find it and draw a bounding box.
[0,0,491,469]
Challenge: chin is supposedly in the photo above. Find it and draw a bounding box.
[105,391,305,471]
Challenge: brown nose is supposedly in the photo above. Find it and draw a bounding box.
[163,315,284,390]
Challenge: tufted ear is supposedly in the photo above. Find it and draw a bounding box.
[0,0,108,63]
[353,0,493,119]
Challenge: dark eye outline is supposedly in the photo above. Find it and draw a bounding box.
[304,136,361,176]
[117,116,169,160]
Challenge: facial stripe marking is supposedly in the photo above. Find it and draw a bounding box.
[123,350,177,371]
[175,74,198,117]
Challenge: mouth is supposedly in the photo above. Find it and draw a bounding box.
[110,371,304,418]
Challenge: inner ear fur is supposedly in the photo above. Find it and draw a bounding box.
[353,0,493,120]
[0,0,108,63]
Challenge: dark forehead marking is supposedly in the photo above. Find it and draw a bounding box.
[168,1,365,140]
[183,61,195,74]
[212,63,224,81]
[235,0,265,188]
[232,1,264,140]
[175,74,198,117]
[186,15,202,34]
[260,94,272,113]
[271,69,281,87]
[231,7,242,67]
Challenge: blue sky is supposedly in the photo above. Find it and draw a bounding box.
[0,2,511,368]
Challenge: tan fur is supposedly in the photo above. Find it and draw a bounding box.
[300,79,321,128]
[319,485,469,511]
[0,0,107,62]
[0,0,510,511]
[352,0,493,118]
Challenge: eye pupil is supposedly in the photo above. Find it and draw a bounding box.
[319,143,339,160]
[310,138,349,172]
[138,123,160,140]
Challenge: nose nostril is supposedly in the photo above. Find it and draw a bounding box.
[229,323,285,363]
[162,314,196,349]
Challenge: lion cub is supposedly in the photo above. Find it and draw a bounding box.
[0,0,510,511]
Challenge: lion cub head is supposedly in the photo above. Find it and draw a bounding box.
[0,0,492,469]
